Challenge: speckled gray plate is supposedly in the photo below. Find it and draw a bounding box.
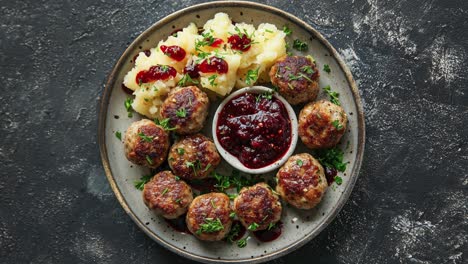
[98,1,365,263]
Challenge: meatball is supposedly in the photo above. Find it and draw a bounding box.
[124,119,170,168]
[276,153,328,209]
[233,183,282,231]
[269,55,320,105]
[298,99,348,149]
[142,171,193,219]
[160,86,210,134]
[168,134,220,180]
[186,193,233,241]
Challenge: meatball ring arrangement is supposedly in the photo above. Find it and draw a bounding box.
[119,14,350,245]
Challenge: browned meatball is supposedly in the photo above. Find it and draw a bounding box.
[124,119,170,168]
[269,55,320,105]
[186,193,233,241]
[160,86,209,134]
[298,99,348,149]
[142,171,193,219]
[168,134,220,180]
[233,183,282,231]
[276,153,328,209]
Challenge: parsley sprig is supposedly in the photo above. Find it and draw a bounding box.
[283,25,292,36]
[154,118,176,131]
[317,147,347,172]
[213,170,259,192]
[293,39,308,51]
[323,85,341,106]
[134,175,152,190]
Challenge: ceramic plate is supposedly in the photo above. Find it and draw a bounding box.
[98,1,365,263]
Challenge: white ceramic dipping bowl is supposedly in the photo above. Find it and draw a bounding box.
[212,86,298,174]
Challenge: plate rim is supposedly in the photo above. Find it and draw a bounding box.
[98,1,366,263]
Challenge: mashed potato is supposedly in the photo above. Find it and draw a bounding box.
[123,13,286,118]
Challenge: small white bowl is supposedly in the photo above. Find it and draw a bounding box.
[212,86,298,174]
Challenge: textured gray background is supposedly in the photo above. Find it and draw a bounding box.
[1,0,467,263]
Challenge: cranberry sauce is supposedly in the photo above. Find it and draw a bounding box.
[184,63,200,78]
[187,178,218,193]
[324,166,338,185]
[165,214,191,234]
[228,34,252,52]
[252,221,283,242]
[209,38,224,47]
[229,221,247,241]
[160,45,186,61]
[216,92,292,169]
[136,65,177,84]
[198,57,229,74]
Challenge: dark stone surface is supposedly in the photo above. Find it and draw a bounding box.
[1,0,467,263]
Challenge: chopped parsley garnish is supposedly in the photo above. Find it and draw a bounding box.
[159,65,170,72]
[145,155,153,165]
[115,131,122,140]
[227,193,238,200]
[186,160,202,176]
[323,64,331,73]
[161,187,169,196]
[204,163,212,172]
[229,212,236,218]
[296,159,303,167]
[332,120,344,130]
[196,217,224,234]
[288,73,313,82]
[138,131,153,142]
[317,147,347,172]
[124,98,134,118]
[256,91,273,102]
[334,176,343,185]
[245,68,259,85]
[154,118,176,131]
[134,174,152,190]
[247,222,259,231]
[177,148,185,155]
[196,30,216,49]
[208,74,218,86]
[323,85,341,106]
[292,39,308,51]
[176,107,187,118]
[174,175,180,181]
[175,198,182,203]
[237,237,248,248]
[283,25,292,36]
[301,65,314,74]
[177,74,199,86]
[265,29,274,33]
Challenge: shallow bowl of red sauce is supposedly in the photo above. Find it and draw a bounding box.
[213,86,298,174]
